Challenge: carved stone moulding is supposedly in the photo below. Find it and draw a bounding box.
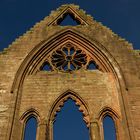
[40,43,99,72]
[50,93,90,128]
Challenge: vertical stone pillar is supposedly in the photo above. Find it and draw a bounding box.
[37,122,47,140]
[49,121,53,140]
[90,121,101,140]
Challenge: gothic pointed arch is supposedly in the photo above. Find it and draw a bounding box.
[98,107,120,119]
[48,90,90,127]
[9,29,131,140]
[98,107,121,140]
[20,108,40,123]
[0,4,138,140]
[20,108,40,140]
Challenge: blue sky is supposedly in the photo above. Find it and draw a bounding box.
[0,0,140,51]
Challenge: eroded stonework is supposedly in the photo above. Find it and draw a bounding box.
[0,4,140,140]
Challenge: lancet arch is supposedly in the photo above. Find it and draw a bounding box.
[48,90,90,140]
[19,108,40,140]
[48,90,90,127]
[98,107,120,140]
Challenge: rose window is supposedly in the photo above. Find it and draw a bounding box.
[51,45,87,71]
[41,44,99,72]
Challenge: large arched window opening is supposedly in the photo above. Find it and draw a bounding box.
[53,98,90,140]
[23,116,37,140]
[103,115,117,140]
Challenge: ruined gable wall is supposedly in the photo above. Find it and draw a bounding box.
[0,4,140,140]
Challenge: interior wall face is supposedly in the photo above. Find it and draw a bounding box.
[13,71,123,140]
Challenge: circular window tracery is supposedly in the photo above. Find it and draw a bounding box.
[51,44,87,71]
[41,43,99,72]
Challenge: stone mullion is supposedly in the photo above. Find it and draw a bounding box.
[37,121,47,140]
[90,121,101,140]
[49,121,53,140]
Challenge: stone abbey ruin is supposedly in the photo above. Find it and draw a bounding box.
[0,4,140,140]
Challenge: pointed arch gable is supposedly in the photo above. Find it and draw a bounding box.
[11,29,125,93]
[0,4,136,140]
[9,28,132,140]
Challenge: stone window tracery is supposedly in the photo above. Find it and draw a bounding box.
[53,98,90,140]
[41,61,52,71]
[41,43,99,72]
[50,95,90,127]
